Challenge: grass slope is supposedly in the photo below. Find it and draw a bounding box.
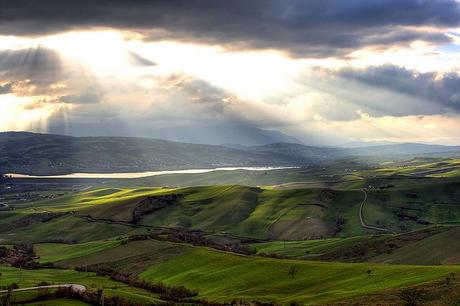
[15,187,170,212]
[139,246,460,305]
[35,240,122,263]
[0,215,144,244]
[371,226,460,265]
[250,236,368,259]
[55,239,189,275]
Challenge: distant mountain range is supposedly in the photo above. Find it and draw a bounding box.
[48,122,302,146]
[1,132,459,175]
[144,124,303,146]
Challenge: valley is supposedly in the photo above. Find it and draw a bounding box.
[2,154,460,305]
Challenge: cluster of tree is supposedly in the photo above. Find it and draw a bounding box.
[110,273,195,302]
[9,243,36,267]
[0,282,19,291]
[0,243,54,269]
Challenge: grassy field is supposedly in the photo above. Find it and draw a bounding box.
[13,187,172,212]
[250,236,368,259]
[370,226,460,265]
[139,245,460,305]
[363,180,460,232]
[28,238,460,305]
[35,240,122,263]
[4,184,364,241]
[27,299,91,305]
[55,239,190,275]
[249,227,460,265]
[2,160,460,305]
[0,266,163,305]
[4,177,460,245]
[0,215,145,244]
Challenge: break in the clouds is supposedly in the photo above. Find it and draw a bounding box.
[1,1,460,145]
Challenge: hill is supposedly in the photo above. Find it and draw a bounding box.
[0,185,366,241]
[0,132,302,175]
[29,238,460,305]
[6,178,460,243]
[251,226,460,265]
[139,123,303,146]
[2,132,460,175]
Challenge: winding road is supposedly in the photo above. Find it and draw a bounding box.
[0,284,86,294]
[358,189,394,233]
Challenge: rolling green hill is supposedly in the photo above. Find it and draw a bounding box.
[5,176,460,245]
[138,241,460,305]
[26,238,460,305]
[250,226,460,266]
[370,226,460,265]
[82,185,367,240]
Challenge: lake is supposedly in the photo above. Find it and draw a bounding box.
[7,166,294,179]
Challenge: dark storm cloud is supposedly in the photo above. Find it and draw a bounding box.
[0,47,63,86]
[0,82,13,94]
[0,47,103,102]
[0,0,458,57]
[335,65,460,113]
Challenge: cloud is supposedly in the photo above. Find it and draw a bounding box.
[59,87,102,104]
[335,65,460,113]
[0,47,64,96]
[0,47,62,79]
[157,75,232,114]
[0,0,458,57]
[304,112,460,145]
[0,82,13,94]
[0,47,106,104]
[128,51,156,67]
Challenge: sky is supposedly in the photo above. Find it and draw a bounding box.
[1,0,460,146]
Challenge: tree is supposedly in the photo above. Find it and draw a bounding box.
[397,288,426,306]
[8,283,19,290]
[288,265,298,279]
[446,276,451,286]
